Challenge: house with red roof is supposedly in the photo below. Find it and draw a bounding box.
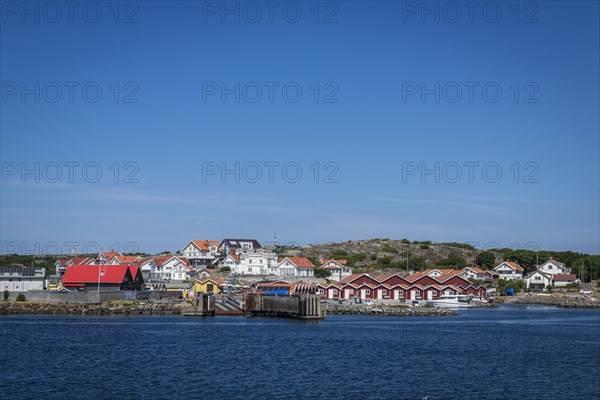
[461,266,487,281]
[182,240,221,266]
[320,259,353,281]
[551,274,578,287]
[62,264,143,292]
[494,261,525,280]
[275,257,315,277]
[150,255,194,282]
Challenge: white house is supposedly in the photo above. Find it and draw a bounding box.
[97,251,122,264]
[320,259,352,282]
[494,261,524,280]
[461,266,487,281]
[0,267,47,292]
[149,255,193,282]
[275,257,315,277]
[525,270,553,291]
[538,258,570,275]
[182,240,221,266]
[226,248,278,275]
[552,274,578,287]
[219,239,262,256]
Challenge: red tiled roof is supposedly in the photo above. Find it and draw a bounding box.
[338,274,370,284]
[63,265,130,284]
[196,278,226,285]
[553,274,577,281]
[463,266,485,274]
[282,257,315,268]
[100,252,120,259]
[499,261,523,271]
[191,240,220,251]
[71,257,94,265]
[321,259,347,265]
[116,255,140,264]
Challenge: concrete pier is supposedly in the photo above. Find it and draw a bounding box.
[181,293,215,316]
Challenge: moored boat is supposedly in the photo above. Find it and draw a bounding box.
[427,295,473,308]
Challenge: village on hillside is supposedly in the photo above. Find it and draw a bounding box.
[1,238,592,308]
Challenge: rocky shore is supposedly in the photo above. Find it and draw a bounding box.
[0,301,184,316]
[322,302,457,316]
[496,294,600,309]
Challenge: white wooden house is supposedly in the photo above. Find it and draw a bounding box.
[320,259,352,282]
[494,261,524,280]
[275,257,315,277]
[182,240,221,266]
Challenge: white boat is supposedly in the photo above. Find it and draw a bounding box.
[427,295,473,308]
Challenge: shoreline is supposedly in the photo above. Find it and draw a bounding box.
[496,294,600,309]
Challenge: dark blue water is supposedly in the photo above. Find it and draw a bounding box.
[1,305,599,400]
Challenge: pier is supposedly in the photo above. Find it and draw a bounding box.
[181,293,215,316]
[245,293,323,319]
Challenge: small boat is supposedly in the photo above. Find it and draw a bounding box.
[427,295,473,308]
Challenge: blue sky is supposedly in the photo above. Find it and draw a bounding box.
[1,1,598,255]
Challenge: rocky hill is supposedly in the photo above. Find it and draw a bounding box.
[278,238,503,276]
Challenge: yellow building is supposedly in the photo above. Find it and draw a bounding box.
[192,278,225,294]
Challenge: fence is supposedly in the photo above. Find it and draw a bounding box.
[7,291,137,304]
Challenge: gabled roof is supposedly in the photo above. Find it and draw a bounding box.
[115,255,141,264]
[71,257,94,265]
[56,259,69,265]
[189,240,221,251]
[495,261,523,271]
[99,251,121,259]
[463,266,485,274]
[321,259,347,266]
[338,273,371,284]
[195,277,226,285]
[375,273,404,282]
[542,258,566,267]
[279,257,315,268]
[526,270,552,279]
[62,265,131,284]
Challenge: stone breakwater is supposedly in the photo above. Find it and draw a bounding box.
[0,301,184,316]
[497,295,600,309]
[322,302,457,316]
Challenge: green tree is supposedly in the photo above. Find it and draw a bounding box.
[16,293,26,302]
[220,266,231,273]
[475,251,496,269]
[3,290,9,301]
[435,252,467,268]
[314,268,332,279]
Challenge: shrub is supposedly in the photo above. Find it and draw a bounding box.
[381,245,399,254]
[16,293,26,302]
[3,290,8,301]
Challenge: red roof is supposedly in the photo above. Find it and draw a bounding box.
[282,257,315,268]
[191,240,220,251]
[553,274,577,281]
[62,265,131,284]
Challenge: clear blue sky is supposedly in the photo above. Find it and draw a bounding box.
[1,1,598,255]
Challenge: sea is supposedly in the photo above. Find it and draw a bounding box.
[1,304,599,400]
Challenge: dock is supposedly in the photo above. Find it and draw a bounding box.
[245,293,323,319]
[181,293,215,316]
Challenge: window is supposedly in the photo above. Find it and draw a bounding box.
[535,276,541,281]
[365,289,370,294]
[318,289,324,294]
[332,289,338,294]
[549,265,553,269]
[207,284,214,292]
